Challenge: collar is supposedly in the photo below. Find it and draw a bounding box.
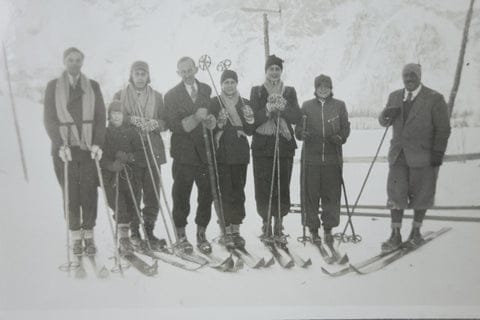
[184,80,197,91]
[403,84,422,101]
[67,73,80,86]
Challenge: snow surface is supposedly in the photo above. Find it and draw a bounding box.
[0,94,479,319]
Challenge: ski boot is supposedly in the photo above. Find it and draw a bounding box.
[309,228,322,245]
[72,239,84,256]
[118,224,134,255]
[173,227,193,254]
[260,221,274,245]
[324,229,334,247]
[196,226,212,255]
[130,225,143,249]
[231,224,246,250]
[83,233,97,256]
[71,230,83,255]
[145,223,167,251]
[381,226,402,253]
[405,224,424,249]
[273,218,288,247]
[218,225,236,250]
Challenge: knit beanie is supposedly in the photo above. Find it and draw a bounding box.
[130,60,150,73]
[314,74,333,89]
[220,69,238,84]
[265,54,284,72]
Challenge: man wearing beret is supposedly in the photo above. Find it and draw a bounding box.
[113,60,168,251]
[44,47,106,256]
[378,63,451,252]
[295,74,350,248]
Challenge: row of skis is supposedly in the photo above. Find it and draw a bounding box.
[63,227,451,278]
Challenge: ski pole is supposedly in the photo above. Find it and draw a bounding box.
[138,133,174,248]
[297,115,311,245]
[93,157,123,269]
[58,145,76,274]
[266,113,282,238]
[129,95,178,245]
[111,172,125,276]
[124,166,153,252]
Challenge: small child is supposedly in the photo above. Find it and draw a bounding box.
[101,100,139,254]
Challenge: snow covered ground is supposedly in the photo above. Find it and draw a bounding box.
[0,95,479,319]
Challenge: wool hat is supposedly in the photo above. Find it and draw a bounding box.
[108,100,122,116]
[265,54,284,72]
[402,63,421,79]
[220,69,238,84]
[130,60,150,73]
[63,47,84,59]
[314,74,333,89]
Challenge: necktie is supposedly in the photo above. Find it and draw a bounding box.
[190,84,197,102]
[406,91,413,102]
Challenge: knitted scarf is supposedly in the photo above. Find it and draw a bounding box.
[119,83,156,119]
[55,71,95,150]
[215,90,247,147]
[255,79,292,140]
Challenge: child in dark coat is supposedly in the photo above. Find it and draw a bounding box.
[101,100,139,254]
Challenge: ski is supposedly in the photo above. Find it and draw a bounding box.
[278,244,312,268]
[232,247,265,269]
[263,241,294,269]
[325,243,349,265]
[74,254,87,279]
[197,250,235,272]
[122,252,158,277]
[86,255,109,279]
[139,248,204,272]
[312,241,337,265]
[350,227,451,275]
[321,231,435,277]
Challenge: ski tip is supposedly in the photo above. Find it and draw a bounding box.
[264,257,275,268]
[337,254,349,265]
[75,267,87,279]
[285,260,295,269]
[348,263,365,275]
[98,266,110,279]
[320,266,332,275]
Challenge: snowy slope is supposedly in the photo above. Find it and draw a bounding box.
[0,95,479,319]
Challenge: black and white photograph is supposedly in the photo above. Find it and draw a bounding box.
[0,0,479,319]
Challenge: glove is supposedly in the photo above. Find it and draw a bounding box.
[91,145,103,160]
[115,151,134,163]
[130,115,147,130]
[59,146,72,162]
[295,126,310,141]
[328,134,344,145]
[145,119,159,132]
[203,114,217,130]
[110,160,125,172]
[383,106,401,122]
[431,150,444,167]
[217,109,228,129]
[194,108,209,122]
[242,105,254,124]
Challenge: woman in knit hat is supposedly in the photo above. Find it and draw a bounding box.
[295,74,351,248]
[209,69,255,249]
[112,61,167,251]
[249,54,302,245]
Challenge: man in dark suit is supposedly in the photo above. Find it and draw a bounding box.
[378,63,451,252]
[164,56,215,254]
[44,47,106,256]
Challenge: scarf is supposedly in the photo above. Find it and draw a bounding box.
[55,71,95,150]
[255,79,292,140]
[215,90,247,147]
[120,83,156,119]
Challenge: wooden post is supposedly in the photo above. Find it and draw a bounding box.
[448,0,475,117]
[263,13,270,60]
[3,42,29,182]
